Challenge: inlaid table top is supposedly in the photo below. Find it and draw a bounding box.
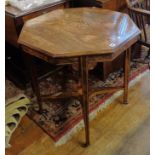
[18,8,140,58]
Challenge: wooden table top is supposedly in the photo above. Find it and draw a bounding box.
[18,8,140,58]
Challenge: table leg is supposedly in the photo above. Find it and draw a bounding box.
[124,48,131,104]
[28,55,43,113]
[80,56,90,146]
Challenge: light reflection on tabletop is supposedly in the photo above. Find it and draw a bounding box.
[18,8,141,57]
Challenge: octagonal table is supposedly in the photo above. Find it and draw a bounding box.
[18,8,140,146]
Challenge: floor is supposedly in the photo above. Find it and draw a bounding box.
[6,72,150,155]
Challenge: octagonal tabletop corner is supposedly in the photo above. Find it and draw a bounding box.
[18,8,141,58]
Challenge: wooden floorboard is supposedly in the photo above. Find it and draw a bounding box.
[6,72,150,155]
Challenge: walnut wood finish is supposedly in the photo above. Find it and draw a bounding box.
[72,0,128,80]
[18,8,140,146]
[94,0,128,80]
[124,48,131,104]
[18,8,140,58]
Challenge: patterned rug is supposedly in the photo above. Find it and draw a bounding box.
[25,61,149,146]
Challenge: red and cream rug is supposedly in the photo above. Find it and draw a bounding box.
[26,61,149,146]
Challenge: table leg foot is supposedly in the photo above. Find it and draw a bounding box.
[123,100,128,104]
[83,142,90,147]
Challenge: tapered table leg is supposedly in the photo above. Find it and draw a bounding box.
[124,48,131,104]
[28,55,43,113]
[80,56,90,146]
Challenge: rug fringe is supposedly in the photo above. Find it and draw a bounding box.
[54,69,149,146]
[55,119,84,146]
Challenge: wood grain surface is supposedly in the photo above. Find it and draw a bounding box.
[18,8,140,58]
